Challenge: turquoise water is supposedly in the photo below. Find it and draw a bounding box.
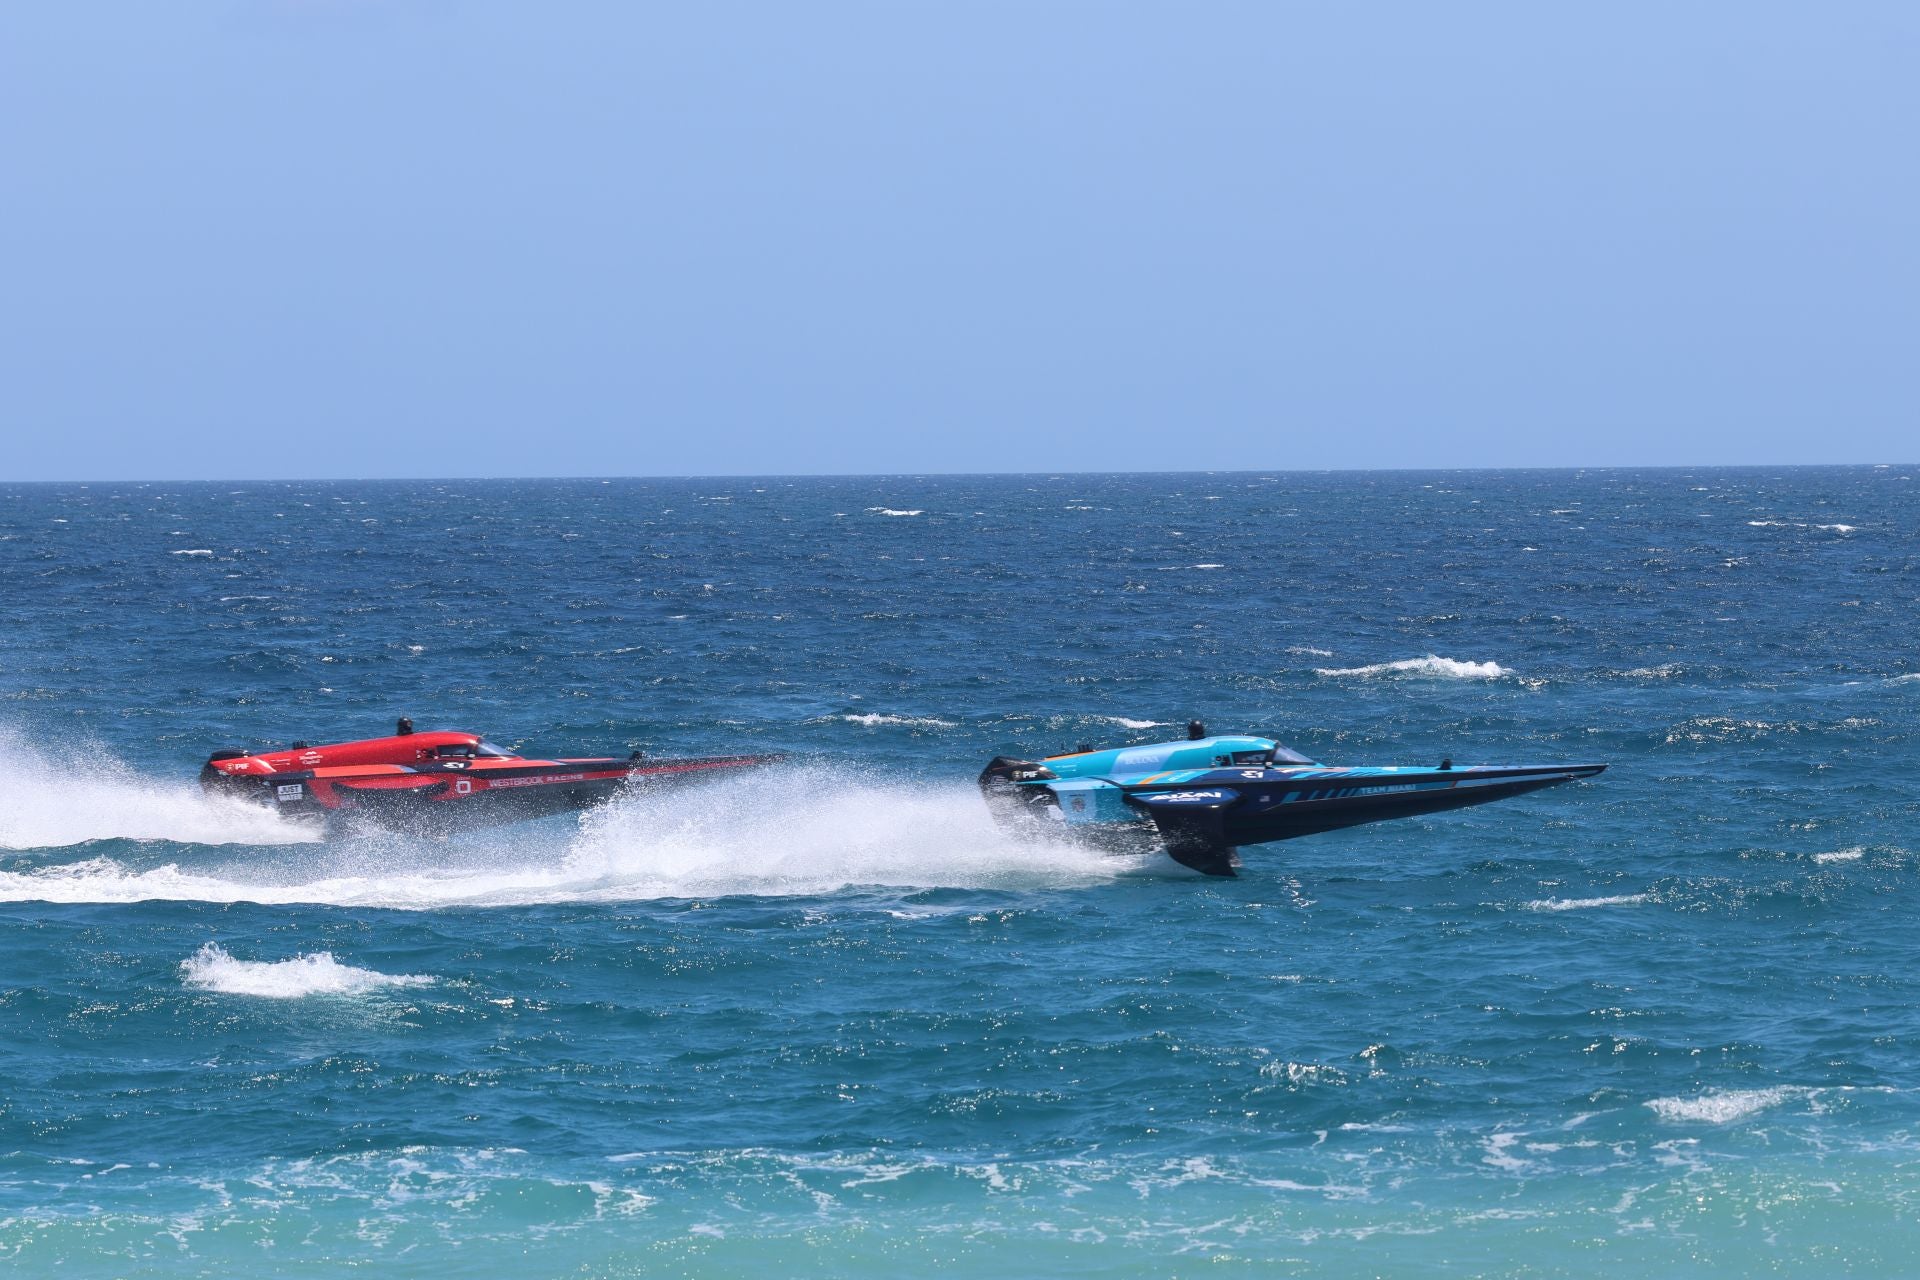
[2,469,1917,1276]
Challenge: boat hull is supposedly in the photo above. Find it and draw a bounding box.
[204,754,783,836]
[985,759,1607,876]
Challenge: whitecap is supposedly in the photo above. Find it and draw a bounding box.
[1523,893,1649,912]
[835,713,956,728]
[1098,717,1163,731]
[1645,1086,1808,1125]
[180,943,432,998]
[1285,646,1334,657]
[171,549,214,557]
[865,508,923,517]
[1315,655,1510,680]
[1812,848,1865,864]
[1747,519,1857,534]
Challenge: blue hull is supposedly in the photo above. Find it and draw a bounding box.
[981,735,1606,875]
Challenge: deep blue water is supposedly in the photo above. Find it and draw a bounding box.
[2,468,1918,1276]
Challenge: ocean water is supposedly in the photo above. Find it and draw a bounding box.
[1,468,1917,1277]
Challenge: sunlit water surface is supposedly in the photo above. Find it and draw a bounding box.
[2,469,1917,1276]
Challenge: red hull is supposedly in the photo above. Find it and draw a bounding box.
[201,731,782,833]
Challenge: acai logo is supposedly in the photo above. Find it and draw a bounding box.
[1145,789,1231,805]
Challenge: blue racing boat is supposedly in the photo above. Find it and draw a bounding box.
[979,724,1605,876]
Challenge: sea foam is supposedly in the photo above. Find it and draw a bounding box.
[180,943,433,998]
[1315,655,1511,680]
[1524,894,1650,912]
[1645,1086,1809,1125]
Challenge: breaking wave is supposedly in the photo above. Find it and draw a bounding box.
[831,714,957,728]
[1524,893,1650,912]
[0,728,320,850]
[0,767,1125,908]
[1315,656,1511,680]
[181,942,433,998]
[1645,1086,1810,1125]
[1746,520,1857,534]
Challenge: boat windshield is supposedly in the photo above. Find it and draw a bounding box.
[475,741,513,757]
[1226,742,1314,766]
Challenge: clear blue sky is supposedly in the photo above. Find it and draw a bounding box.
[2,2,1914,480]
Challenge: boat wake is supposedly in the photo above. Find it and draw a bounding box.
[0,766,1128,908]
[0,728,320,850]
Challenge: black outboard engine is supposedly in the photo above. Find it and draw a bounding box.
[978,756,1061,838]
[199,750,254,796]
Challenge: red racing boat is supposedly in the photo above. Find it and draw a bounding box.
[200,729,783,834]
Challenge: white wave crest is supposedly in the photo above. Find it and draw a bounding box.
[1747,519,1858,534]
[1315,655,1511,680]
[1097,717,1164,731]
[0,768,1124,908]
[1812,848,1865,864]
[835,714,956,728]
[1645,1086,1809,1125]
[865,508,923,517]
[181,942,432,997]
[0,728,320,851]
[1524,893,1649,912]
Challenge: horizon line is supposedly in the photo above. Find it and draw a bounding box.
[4,461,1915,486]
